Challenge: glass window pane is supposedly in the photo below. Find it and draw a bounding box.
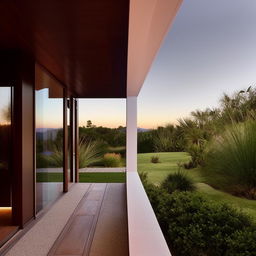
[0,86,13,229]
[35,73,64,213]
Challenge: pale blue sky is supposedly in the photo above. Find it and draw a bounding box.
[138,0,256,128]
[79,99,126,128]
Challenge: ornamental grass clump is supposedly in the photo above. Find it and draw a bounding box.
[161,170,196,194]
[103,153,122,167]
[79,139,104,168]
[150,155,160,163]
[204,120,256,199]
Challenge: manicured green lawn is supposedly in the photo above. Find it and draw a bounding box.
[36,172,63,182]
[138,152,256,220]
[138,152,191,184]
[37,172,126,183]
[79,172,125,183]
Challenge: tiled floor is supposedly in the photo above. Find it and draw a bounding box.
[48,183,129,256]
[4,183,128,256]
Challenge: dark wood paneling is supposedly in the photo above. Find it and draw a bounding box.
[63,95,68,193]
[70,98,74,183]
[0,0,129,98]
[11,52,35,227]
[21,59,35,224]
[75,100,79,183]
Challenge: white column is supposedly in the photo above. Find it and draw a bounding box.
[126,96,137,172]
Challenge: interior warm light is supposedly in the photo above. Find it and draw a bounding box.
[0,207,12,210]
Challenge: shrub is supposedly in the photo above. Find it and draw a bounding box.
[161,192,255,256]
[103,153,122,167]
[151,155,160,163]
[153,127,174,152]
[226,228,256,256]
[183,160,195,169]
[161,171,196,194]
[107,146,126,157]
[142,178,170,232]
[138,131,155,153]
[139,171,149,185]
[142,177,256,256]
[185,142,206,168]
[204,120,256,199]
[36,153,49,168]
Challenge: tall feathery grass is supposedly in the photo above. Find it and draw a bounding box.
[204,120,256,199]
[49,139,104,168]
[79,139,104,168]
[161,170,196,194]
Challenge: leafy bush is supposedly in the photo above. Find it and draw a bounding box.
[138,131,155,153]
[36,154,52,168]
[161,171,196,194]
[204,120,256,199]
[103,153,122,167]
[226,228,256,256]
[107,146,126,157]
[185,142,206,168]
[151,155,160,163]
[183,161,194,169]
[139,173,170,232]
[141,174,256,256]
[154,128,174,152]
[139,171,149,185]
[160,192,255,256]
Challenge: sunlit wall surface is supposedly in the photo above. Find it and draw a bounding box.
[35,84,64,213]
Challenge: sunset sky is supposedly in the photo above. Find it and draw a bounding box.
[78,0,256,129]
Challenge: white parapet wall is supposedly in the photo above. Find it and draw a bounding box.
[126,172,172,256]
[126,96,137,172]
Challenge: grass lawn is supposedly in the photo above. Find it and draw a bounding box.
[79,172,125,183]
[37,172,126,183]
[138,152,256,221]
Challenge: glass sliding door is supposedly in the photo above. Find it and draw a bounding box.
[0,86,16,244]
[35,70,64,213]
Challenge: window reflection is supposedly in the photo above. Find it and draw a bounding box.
[35,67,64,213]
[0,86,13,231]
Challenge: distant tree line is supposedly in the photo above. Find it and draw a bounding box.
[79,121,126,148]
[138,86,256,154]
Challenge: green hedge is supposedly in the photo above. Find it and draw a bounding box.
[142,180,256,256]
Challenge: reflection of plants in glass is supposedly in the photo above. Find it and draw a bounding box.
[49,143,63,167]
[79,139,104,168]
[2,104,11,123]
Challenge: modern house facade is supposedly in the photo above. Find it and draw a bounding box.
[0,1,182,255]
